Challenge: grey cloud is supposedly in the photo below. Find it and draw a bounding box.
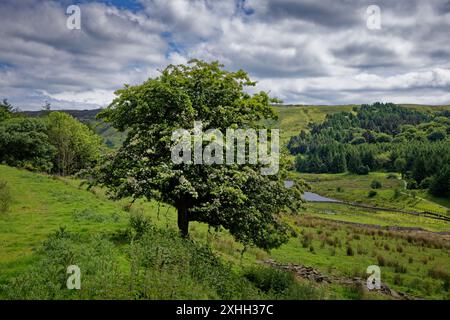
[0,0,449,109]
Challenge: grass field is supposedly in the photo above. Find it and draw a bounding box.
[299,172,450,216]
[270,105,356,143]
[1,165,449,299]
[1,103,449,300]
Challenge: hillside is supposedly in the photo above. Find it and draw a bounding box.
[22,104,450,146]
[2,103,450,300]
[1,165,449,299]
[0,165,327,299]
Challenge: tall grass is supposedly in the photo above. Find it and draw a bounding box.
[0,180,12,213]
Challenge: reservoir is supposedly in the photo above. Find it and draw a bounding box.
[302,192,341,203]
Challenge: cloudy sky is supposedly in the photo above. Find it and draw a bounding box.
[1,0,449,110]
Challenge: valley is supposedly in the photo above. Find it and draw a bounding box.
[1,103,449,300]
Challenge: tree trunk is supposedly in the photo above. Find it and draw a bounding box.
[177,204,189,238]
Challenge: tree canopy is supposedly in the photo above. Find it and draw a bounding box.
[92,60,303,249]
[46,112,102,176]
[0,117,55,171]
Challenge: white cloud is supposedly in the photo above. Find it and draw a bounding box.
[0,0,449,110]
[42,89,116,107]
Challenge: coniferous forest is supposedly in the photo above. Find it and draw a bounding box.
[288,103,450,197]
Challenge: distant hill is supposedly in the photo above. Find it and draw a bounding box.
[19,104,450,147]
[21,108,102,123]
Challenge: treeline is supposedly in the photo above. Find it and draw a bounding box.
[0,99,102,175]
[288,103,450,197]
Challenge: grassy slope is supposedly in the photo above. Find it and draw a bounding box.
[1,165,449,299]
[272,104,450,143]
[271,105,356,143]
[300,172,450,218]
[0,165,337,299]
[0,165,129,281]
[2,104,450,299]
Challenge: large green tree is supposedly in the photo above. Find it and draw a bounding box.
[92,60,303,249]
[47,112,102,176]
[0,117,55,171]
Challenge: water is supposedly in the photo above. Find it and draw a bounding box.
[302,192,341,203]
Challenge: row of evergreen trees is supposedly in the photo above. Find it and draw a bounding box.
[288,103,450,197]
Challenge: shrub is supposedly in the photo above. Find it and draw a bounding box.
[301,233,313,248]
[377,255,386,266]
[356,245,367,255]
[129,211,152,239]
[244,266,323,299]
[387,173,398,179]
[406,179,418,190]
[371,180,382,189]
[428,265,450,282]
[419,177,433,189]
[429,165,450,197]
[244,266,294,294]
[0,118,55,172]
[282,282,323,300]
[346,246,354,256]
[0,180,12,213]
[356,165,370,175]
[368,190,377,197]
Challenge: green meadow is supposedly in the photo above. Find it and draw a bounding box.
[1,103,450,300]
[1,164,449,299]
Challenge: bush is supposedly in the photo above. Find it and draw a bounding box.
[377,255,386,266]
[406,179,418,190]
[0,118,55,172]
[46,112,103,176]
[356,165,370,175]
[368,190,377,198]
[370,180,382,189]
[0,180,12,213]
[244,266,293,294]
[429,165,450,197]
[346,246,354,256]
[129,211,152,239]
[419,177,433,189]
[428,265,450,282]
